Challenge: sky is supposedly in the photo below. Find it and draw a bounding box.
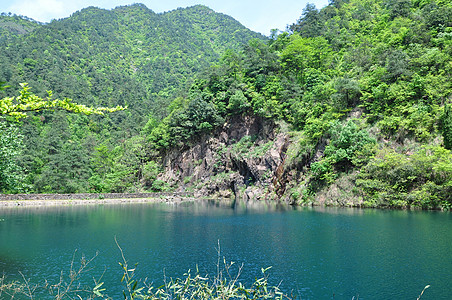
[0,0,330,36]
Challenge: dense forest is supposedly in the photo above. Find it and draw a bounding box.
[1,0,451,209]
[0,4,263,194]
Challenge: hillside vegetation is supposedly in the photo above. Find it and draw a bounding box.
[0,4,262,194]
[143,0,452,209]
[1,0,451,209]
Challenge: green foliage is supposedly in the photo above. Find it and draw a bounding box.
[0,5,261,194]
[332,76,361,108]
[142,161,160,187]
[140,0,451,208]
[377,102,442,141]
[172,97,224,137]
[311,120,376,183]
[151,179,171,192]
[0,122,27,193]
[231,135,257,157]
[32,113,92,193]
[356,146,452,208]
[0,83,125,119]
[289,3,323,37]
[280,34,333,86]
[227,90,250,114]
[1,244,292,300]
[146,96,224,151]
[443,102,452,150]
[301,105,341,144]
[1,0,451,204]
[229,135,275,160]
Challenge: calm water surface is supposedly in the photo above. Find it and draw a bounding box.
[0,201,451,299]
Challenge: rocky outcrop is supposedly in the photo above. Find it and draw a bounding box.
[155,114,366,206]
[156,115,292,202]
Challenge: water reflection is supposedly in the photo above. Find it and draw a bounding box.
[0,200,451,299]
[0,252,26,277]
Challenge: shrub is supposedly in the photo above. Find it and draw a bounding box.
[151,179,170,192]
[356,146,452,208]
[142,161,160,187]
[311,119,376,183]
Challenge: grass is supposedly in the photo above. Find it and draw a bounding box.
[0,240,293,300]
[0,239,433,299]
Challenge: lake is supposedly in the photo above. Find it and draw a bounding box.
[0,200,451,299]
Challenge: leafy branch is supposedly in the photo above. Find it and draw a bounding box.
[0,83,126,119]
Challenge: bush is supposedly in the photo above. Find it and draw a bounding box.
[356,146,452,208]
[311,119,376,183]
[151,179,170,192]
[142,161,160,187]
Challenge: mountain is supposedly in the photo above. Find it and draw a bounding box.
[1,0,451,209]
[0,4,263,119]
[0,13,42,39]
[144,0,452,209]
[0,4,264,193]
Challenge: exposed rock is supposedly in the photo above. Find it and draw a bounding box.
[155,115,367,206]
[156,115,293,202]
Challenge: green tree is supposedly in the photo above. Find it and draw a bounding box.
[34,113,92,193]
[281,34,332,86]
[311,120,376,183]
[289,3,323,37]
[332,76,361,108]
[386,0,412,19]
[357,146,452,208]
[227,90,250,114]
[444,102,452,150]
[0,122,27,193]
[0,83,125,193]
[142,160,160,187]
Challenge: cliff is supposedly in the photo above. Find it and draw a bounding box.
[157,115,291,202]
[156,114,368,206]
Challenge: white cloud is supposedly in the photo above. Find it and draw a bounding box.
[7,0,75,22]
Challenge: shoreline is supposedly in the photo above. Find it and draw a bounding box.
[0,194,197,207]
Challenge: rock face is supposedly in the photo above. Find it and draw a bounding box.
[157,115,291,202]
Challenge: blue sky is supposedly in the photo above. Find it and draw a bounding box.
[0,0,329,36]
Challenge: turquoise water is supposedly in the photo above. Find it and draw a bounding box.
[0,201,451,299]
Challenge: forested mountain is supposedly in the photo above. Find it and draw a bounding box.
[142,0,451,209]
[1,0,451,209]
[1,4,262,117]
[0,3,263,193]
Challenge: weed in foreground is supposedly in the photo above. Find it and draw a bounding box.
[0,240,294,299]
[0,239,432,299]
